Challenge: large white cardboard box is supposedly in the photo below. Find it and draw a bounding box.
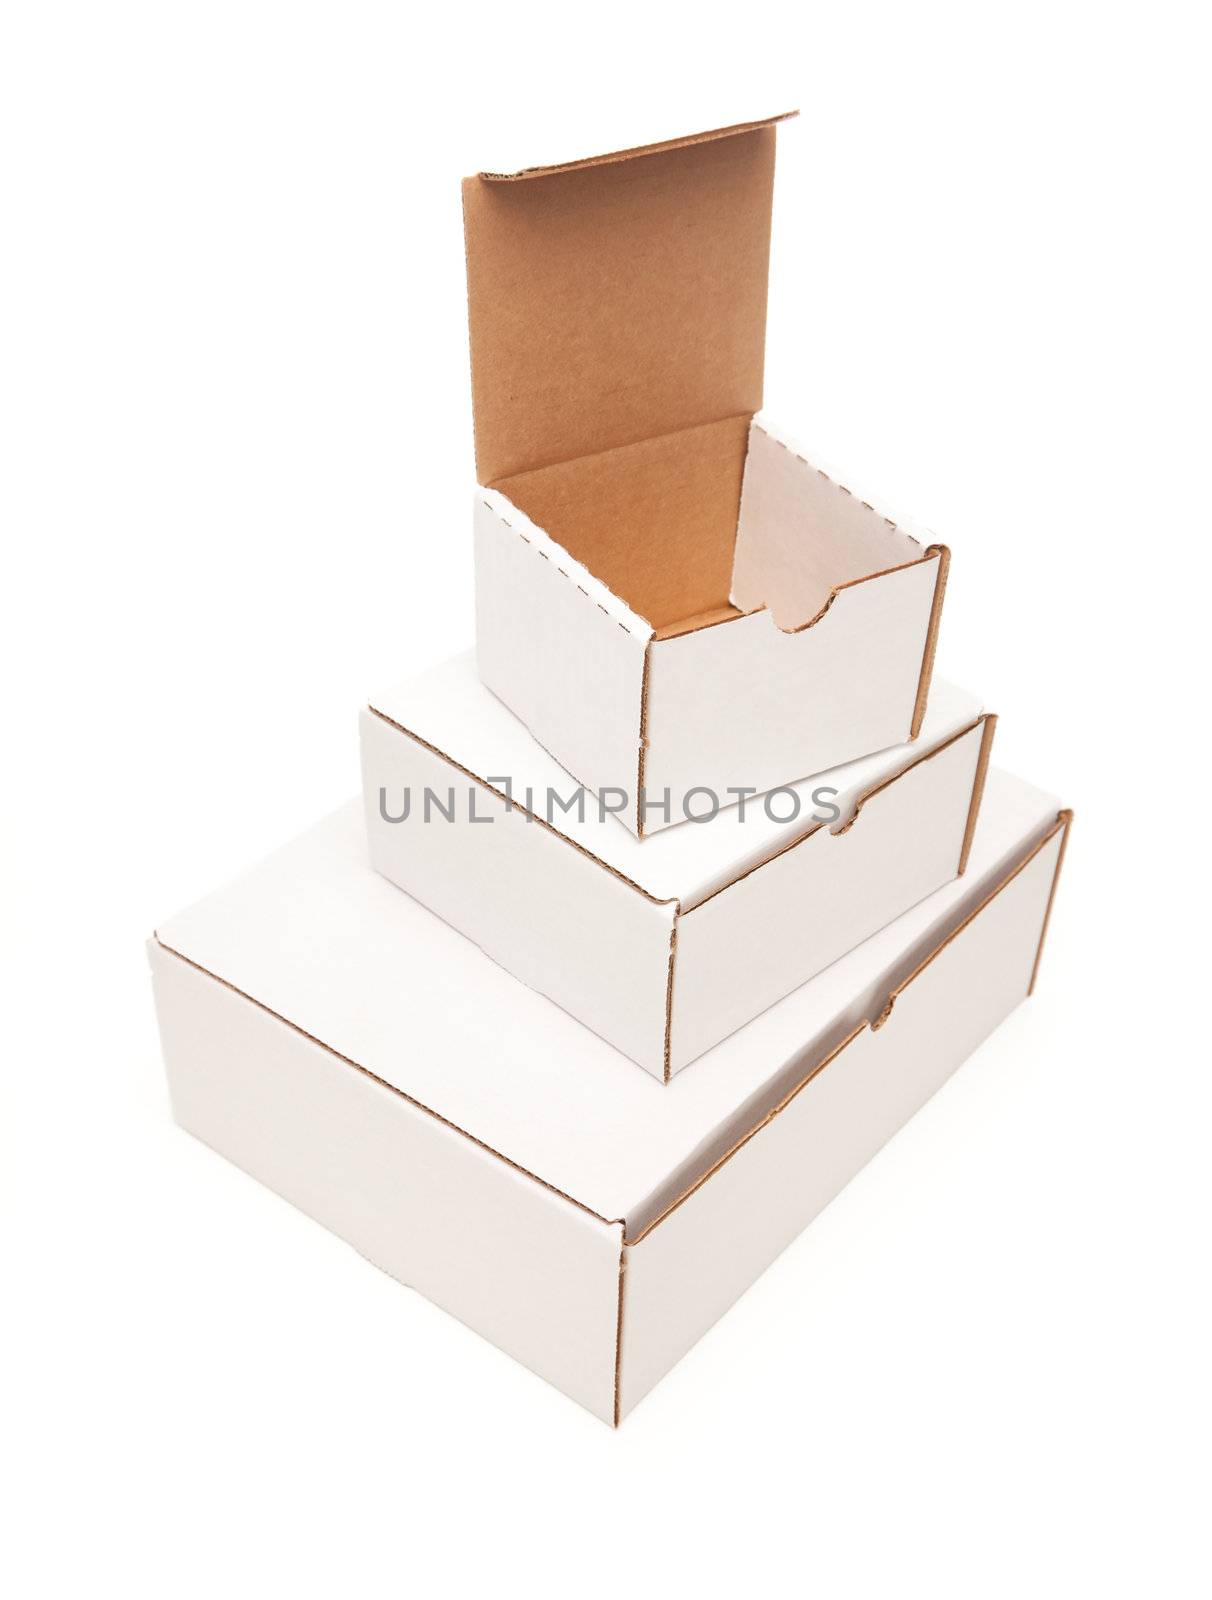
[150,771,1070,1425]
[465,113,951,835]
[361,653,996,1079]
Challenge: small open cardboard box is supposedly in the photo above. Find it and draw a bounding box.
[465,114,950,837]
[362,653,996,1079]
[150,772,1070,1424]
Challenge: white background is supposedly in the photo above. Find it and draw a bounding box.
[3,2,1209,1594]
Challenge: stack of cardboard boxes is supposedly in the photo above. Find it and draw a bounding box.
[150,114,1070,1424]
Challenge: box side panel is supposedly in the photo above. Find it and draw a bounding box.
[668,720,985,1072]
[150,942,623,1424]
[473,493,650,829]
[618,826,1064,1419]
[730,419,924,627]
[361,709,675,1078]
[643,557,938,829]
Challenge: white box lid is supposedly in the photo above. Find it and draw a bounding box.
[157,769,1060,1236]
[369,652,985,909]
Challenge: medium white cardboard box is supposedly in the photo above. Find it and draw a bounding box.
[150,770,1070,1425]
[361,653,996,1079]
[464,113,950,836]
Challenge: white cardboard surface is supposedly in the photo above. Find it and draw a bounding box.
[157,770,1059,1235]
[731,417,926,624]
[474,491,650,816]
[474,414,947,835]
[619,817,1064,1416]
[151,770,1068,1423]
[645,553,940,811]
[669,720,985,1068]
[153,947,624,1421]
[363,713,677,1072]
[365,653,988,1077]
[369,652,982,907]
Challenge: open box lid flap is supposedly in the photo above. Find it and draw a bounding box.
[463,113,797,485]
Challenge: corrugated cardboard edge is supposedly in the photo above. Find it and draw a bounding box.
[1028,809,1074,994]
[366,706,673,908]
[726,546,941,638]
[152,938,615,1231]
[683,712,994,909]
[834,712,991,842]
[661,917,677,1086]
[613,1240,628,1428]
[874,810,1073,1030]
[909,545,951,739]
[636,639,652,838]
[478,112,798,183]
[628,808,1073,1253]
[480,492,650,637]
[370,702,992,909]
[660,712,996,1086]
[485,465,943,649]
[958,714,997,875]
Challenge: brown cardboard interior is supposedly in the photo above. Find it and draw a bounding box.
[464,121,782,486]
[494,416,929,638]
[480,114,800,184]
[493,416,751,635]
[466,113,932,641]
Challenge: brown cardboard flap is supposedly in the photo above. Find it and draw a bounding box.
[478,113,797,183]
[500,415,752,630]
[464,115,795,485]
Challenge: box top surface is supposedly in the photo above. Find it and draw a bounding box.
[155,770,1060,1237]
[463,114,795,485]
[368,652,984,908]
